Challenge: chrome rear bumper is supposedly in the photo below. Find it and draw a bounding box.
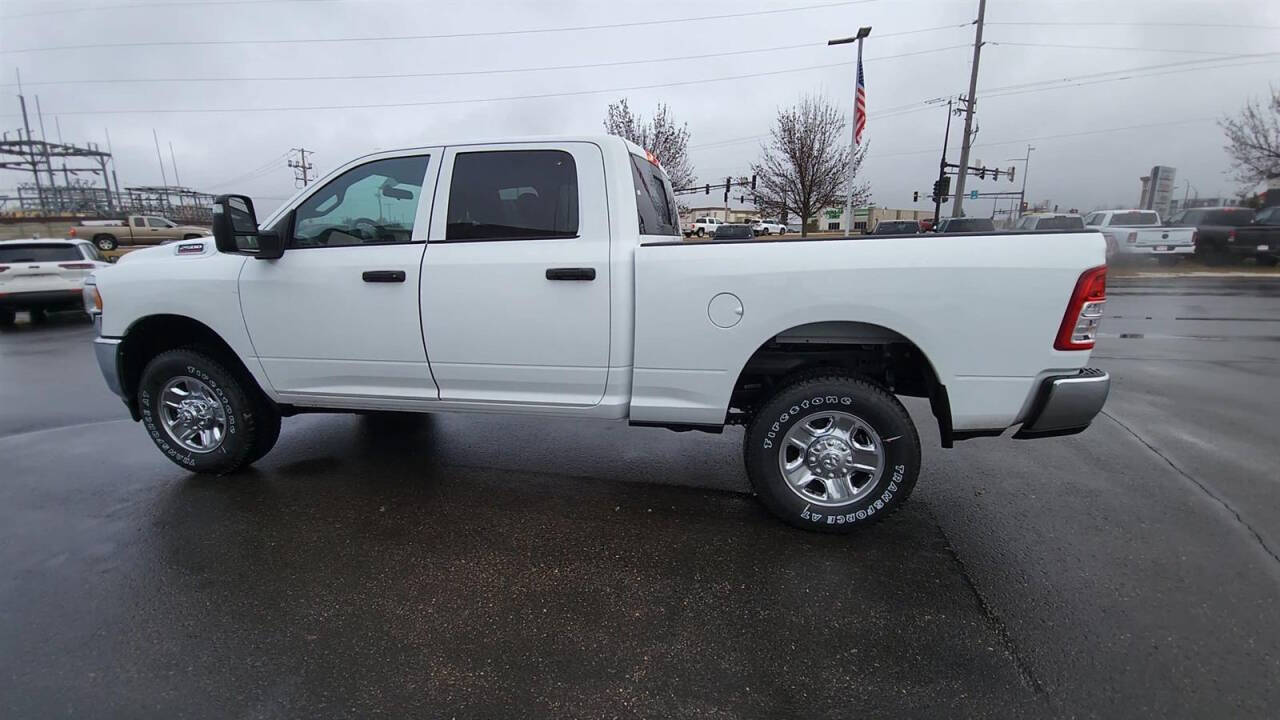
[1013,368,1110,439]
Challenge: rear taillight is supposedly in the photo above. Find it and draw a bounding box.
[59,262,95,270]
[82,282,102,315]
[1192,230,1198,244]
[1226,229,1236,241]
[0,265,8,273]
[68,227,77,237]
[1126,232,1137,244]
[1055,266,1106,351]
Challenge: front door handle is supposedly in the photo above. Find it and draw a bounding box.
[545,267,596,281]
[362,270,406,283]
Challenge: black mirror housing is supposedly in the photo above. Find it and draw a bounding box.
[212,194,285,259]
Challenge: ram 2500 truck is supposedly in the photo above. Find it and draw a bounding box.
[1083,209,1196,264]
[86,136,1110,533]
[69,215,211,251]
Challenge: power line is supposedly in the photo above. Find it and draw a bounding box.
[12,47,972,118]
[0,30,970,88]
[1,0,878,54]
[986,21,1280,30]
[0,0,308,20]
[987,41,1243,57]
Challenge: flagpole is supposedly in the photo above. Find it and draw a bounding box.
[830,26,871,237]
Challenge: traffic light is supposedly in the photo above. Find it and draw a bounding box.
[751,175,757,190]
[931,176,951,203]
[913,191,919,203]
[724,177,731,202]
[705,184,710,195]
[1008,166,1016,183]
[978,167,986,180]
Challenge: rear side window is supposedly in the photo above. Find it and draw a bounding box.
[1201,209,1254,226]
[0,244,83,263]
[446,150,578,241]
[630,155,679,236]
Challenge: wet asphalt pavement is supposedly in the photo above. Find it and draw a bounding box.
[1,275,1278,718]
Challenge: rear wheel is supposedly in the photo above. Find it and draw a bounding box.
[28,308,46,325]
[744,372,921,533]
[0,308,14,327]
[1156,256,1179,266]
[138,348,275,473]
[696,228,705,237]
[94,234,118,251]
[1258,255,1278,268]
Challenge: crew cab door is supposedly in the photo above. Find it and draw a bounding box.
[239,150,442,402]
[420,142,611,406]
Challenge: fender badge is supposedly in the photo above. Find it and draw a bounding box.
[177,242,204,255]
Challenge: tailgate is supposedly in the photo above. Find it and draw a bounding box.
[1128,228,1193,248]
[0,261,92,292]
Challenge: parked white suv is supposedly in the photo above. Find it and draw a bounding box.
[0,238,109,326]
[752,219,787,235]
[685,216,723,237]
[88,135,1110,533]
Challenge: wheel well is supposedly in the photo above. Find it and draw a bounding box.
[728,321,955,446]
[118,314,267,419]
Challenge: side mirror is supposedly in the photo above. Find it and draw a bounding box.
[212,194,284,260]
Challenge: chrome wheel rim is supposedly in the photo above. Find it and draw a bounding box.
[777,410,884,507]
[159,376,227,453]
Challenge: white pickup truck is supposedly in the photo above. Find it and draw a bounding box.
[87,136,1110,533]
[1084,209,1195,264]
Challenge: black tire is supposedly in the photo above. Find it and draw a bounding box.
[696,228,705,237]
[1258,255,1278,268]
[138,348,269,474]
[94,234,118,251]
[0,308,14,327]
[1156,256,1179,267]
[744,372,921,533]
[28,308,46,325]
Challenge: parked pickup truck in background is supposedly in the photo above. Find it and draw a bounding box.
[1165,206,1279,267]
[86,135,1110,533]
[69,215,211,251]
[1084,209,1195,264]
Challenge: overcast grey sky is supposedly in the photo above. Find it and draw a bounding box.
[2,0,1278,216]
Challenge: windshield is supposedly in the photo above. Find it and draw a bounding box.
[712,224,754,239]
[0,243,84,263]
[942,218,995,233]
[1036,216,1085,230]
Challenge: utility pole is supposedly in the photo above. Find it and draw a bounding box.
[1016,145,1033,220]
[951,0,986,217]
[104,128,122,211]
[168,141,182,188]
[934,97,955,224]
[289,148,314,187]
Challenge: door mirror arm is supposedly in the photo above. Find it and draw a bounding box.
[213,194,286,259]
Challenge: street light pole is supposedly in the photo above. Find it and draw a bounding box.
[829,26,871,237]
[1015,145,1033,219]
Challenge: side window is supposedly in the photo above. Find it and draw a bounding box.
[291,155,429,249]
[146,217,168,228]
[445,150,578,241]
[1084,213,1102,226]
[81,244,105,261]
[131,217,144,228]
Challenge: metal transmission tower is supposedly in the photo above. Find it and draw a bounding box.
[288,148,314,187]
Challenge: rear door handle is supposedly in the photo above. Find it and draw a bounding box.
[545,267,596,281]
[362,270,406,283]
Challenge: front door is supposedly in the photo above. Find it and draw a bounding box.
[239,150,442,403]
[420,142,611,406]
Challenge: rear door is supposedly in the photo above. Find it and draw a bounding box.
[420,141,611,406]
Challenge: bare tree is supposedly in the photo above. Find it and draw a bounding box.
[750,94,870,236]
[603,98,696,189]
[1220,86,1280,190]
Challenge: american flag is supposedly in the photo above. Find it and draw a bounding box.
[853,55,867,146]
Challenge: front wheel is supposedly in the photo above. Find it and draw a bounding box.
[744,372,921,533]
[1257,255,1278,268]
[138,348,276,473]
[696,228,705,237]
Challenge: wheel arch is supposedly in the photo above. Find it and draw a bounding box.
[727,320,957,447]
[118,314,270,420]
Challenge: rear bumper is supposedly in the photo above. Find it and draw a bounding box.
[94,336,125,399]
[1116,245,1194,256]
[0,289,83,309]
[1013,368,1110,439]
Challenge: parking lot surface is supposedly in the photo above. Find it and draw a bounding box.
[2,275,1278,718]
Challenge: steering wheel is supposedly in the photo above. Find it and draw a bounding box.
[351,218,379,241]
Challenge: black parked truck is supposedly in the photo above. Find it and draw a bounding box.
[1166,206,1280,266]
